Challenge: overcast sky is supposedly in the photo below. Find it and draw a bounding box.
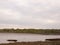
[0,0,60,29]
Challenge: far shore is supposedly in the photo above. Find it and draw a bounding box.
[0,29,60,35]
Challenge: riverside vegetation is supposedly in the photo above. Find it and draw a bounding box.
[0,28,60,35]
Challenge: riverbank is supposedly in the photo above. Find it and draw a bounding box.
[0,41,60,45]
[0,29,60,35]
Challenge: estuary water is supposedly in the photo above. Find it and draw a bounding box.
[0,33,60,43]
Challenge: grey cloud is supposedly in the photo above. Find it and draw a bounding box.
[0,0,60,29]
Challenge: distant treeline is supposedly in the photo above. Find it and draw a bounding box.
[0,28,60,35]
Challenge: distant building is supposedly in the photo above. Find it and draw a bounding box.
[7,39,17,43]
[46,38,60,41]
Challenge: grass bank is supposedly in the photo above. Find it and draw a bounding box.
[0,41,60,45]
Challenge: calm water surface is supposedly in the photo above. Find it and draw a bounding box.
[0,33,60,43]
